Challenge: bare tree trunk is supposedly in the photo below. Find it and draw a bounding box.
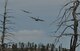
[70,0,79,51]
[1,0,8,51]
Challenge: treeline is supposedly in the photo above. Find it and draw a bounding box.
[0,42,69,51]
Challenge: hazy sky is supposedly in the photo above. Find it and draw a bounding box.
[0,0,80,51]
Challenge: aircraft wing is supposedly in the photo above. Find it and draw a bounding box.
[29,16,36,19]
[38,19,44,21]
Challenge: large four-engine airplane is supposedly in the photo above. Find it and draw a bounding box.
[28,16,44,22]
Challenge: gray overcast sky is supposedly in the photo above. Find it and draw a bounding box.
[0,0,80,51]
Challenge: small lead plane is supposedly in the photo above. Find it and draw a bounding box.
[28,16,44,22]
[21,10,31,13]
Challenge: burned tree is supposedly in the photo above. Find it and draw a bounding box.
[51,0,80,51]
[70,0,79,51]
[0,0,14,51]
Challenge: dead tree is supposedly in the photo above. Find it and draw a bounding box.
[51,0,80,51]
[0,0,14,51]
[0,0,9,51]
[70,0,79,51]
